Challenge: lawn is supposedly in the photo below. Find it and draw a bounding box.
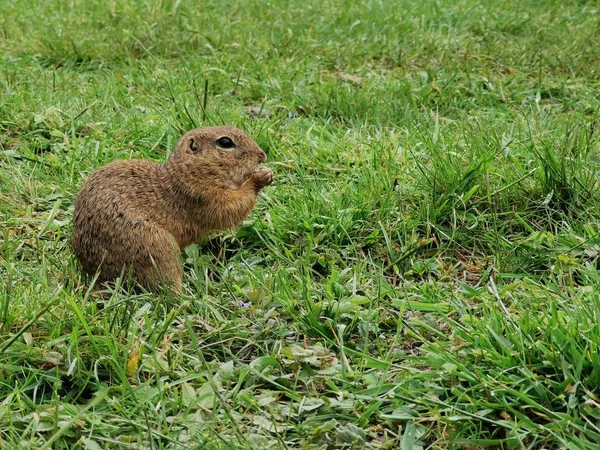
[1,0,600,448]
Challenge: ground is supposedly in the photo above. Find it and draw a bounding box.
[1,0,600,448]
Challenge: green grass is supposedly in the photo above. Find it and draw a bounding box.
[1,0,600,448]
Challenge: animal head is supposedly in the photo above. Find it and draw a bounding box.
[166,126,267,197]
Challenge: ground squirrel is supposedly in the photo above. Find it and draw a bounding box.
[72,126,273,292]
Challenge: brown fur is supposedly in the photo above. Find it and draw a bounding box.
[72,126,273,292]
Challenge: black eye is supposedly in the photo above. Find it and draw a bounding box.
[216,137,235,149]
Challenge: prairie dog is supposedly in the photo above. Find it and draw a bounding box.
[72,126,273,292]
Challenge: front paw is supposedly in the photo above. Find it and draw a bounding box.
[252,167,274,189]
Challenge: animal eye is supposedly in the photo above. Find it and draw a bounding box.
[216,137,235,149]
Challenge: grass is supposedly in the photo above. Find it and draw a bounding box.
[1,0,600,448]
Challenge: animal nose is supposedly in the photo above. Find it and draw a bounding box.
[258,149,267,163]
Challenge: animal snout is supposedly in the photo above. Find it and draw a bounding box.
[258,149,267,163]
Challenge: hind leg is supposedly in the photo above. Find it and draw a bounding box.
[127,226,183,293]
[135,250,183,293]
[74,214,183,293]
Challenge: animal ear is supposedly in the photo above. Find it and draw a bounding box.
[188,138,200,153]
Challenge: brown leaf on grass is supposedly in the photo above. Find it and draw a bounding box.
[499,411,511,420]
[41,351,63,369]
[336,72,362,85]
[126,339,141,377]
